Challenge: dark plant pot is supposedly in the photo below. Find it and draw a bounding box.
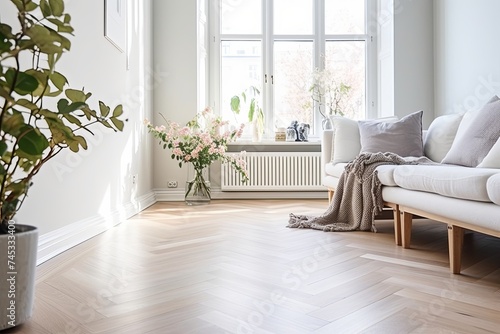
[0,224,38,330]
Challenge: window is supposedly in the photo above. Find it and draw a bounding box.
[210,0,375,139]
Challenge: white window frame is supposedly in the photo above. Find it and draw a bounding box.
[209,0,377,140]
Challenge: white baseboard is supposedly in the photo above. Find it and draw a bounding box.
[154,188,328,201]
[36,192,156,265]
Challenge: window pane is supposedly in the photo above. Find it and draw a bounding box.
[274,42,313,131]
[221,0,261,34]
[325,0,365,35]
[274,0,313,35]
[325,41,365,120]
[221,41,262,128]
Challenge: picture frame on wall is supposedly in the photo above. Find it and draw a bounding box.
[104,0,127,52]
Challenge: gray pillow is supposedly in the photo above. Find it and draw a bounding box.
[442,96,500,167]
[358,110,424,157]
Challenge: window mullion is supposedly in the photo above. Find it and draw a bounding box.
[264,0,274,136]
[366,0,377,118]
[315,0,325,69]
[209,0,221,113]
[313,0,325,133]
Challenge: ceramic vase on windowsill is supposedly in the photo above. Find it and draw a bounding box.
[185,165,211,205]
[252,119,264,142]
[322,117,333,130]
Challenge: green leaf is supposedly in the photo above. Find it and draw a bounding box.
[0,26,13,52]
[25,69,51,97]
[47,54,56,70]
[18,126,49,156]
[40,0,52,17]
[47,18,74,34]
[56,32,71,50]
[49,0,65,17]
[0,86,14,104]
[10,0,24,11]
[99,101,110,117]
[75,136,88,150]
[57,99,69,113]
[111,117,124,131]
[68,139,80,152]
[112,105,123,117]
[25,1,38,12]
[25,25,58,53]
[64,14,71,24]
[50,71,67,90]
[248,99,255,122]
[65,89,87,102]
[0,141,7,156]
[0,24,14,39]
[63,113,82,126]
[100,120,113,129]
[57,99,86,114]
[16,98,38,111]
[2,111,24,136]
[230,96,240,113]
[5,69,39,95]
[80,106,94,120]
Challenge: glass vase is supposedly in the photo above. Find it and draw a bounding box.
[185,165,211,205]
[322,117,332,130]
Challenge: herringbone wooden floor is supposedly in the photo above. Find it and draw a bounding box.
[6,200,500,334]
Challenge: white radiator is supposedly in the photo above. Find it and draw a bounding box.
[221,152,324,191]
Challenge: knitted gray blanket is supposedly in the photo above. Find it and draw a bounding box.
[288,152,431,232]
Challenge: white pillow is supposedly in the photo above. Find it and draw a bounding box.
[442,96,500,167]
[477,138,500,168]
[330,116,361,164]
[424,113,464,162]
[329,115,398,164]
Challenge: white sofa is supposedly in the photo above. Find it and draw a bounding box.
[321,106,500,274]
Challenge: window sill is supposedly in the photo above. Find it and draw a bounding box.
[228,139,321,152]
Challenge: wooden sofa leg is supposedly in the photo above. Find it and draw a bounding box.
[448,225,464,274]
[393,205,401,246]
[401,211,413,249]
[328,189,334,203]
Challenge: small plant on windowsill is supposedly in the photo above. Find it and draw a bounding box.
[230,85,265,142]
[310,67,351,129]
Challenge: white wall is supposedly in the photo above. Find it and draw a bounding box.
[1,1,155,240]
[152,0,199,197]
[434,0,500,117]
[393,0,434,128]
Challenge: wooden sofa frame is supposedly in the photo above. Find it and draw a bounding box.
[328,188,500,274]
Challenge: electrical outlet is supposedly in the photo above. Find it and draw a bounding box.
[167,181,178,188]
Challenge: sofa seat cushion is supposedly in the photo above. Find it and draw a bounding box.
[487,174,500,206]
[393,165,500,202]
[325,163,398,186]
[325,162,347,178]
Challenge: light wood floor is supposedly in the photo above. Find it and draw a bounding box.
[6,200,500,334]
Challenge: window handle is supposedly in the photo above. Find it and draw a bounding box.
[265,74,268,84]
[271,75,274,84]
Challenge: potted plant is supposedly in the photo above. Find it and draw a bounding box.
[145,107,248,205]
[230,85,265,142]
[0,0,126,329]
[310,67,351,129]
